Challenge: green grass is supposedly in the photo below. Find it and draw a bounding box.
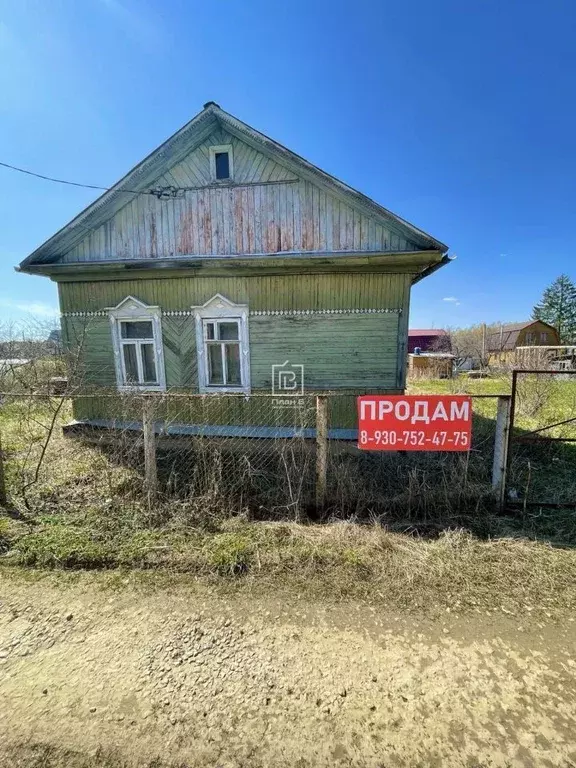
[409,373,576,436]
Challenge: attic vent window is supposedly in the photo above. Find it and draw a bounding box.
[215,152,229,179]
[209,144,233,181]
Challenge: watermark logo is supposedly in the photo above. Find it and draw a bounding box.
[272,360,304,396]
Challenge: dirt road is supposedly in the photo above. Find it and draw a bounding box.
[0,575,575,767]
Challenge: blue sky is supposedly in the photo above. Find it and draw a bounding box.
[1,0,575,329]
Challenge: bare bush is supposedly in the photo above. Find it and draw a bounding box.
[515,373,556,418]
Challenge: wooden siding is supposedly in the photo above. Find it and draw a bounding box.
[517,322,559,346]
[58,273,412,313]
[162,316,196,389]
[65,312,400,394]
[397,280,411,389]
[62,273,409,412]
[63,316,117,387]
[71,392,380,430]
[250,314,398,390]
[60,130,417,263]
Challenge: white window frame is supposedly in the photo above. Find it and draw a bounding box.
[193,294,250,394]
[209,144,233,182]
[107,296,166,392]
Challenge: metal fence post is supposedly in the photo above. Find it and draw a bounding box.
[315,395,328,509]
[142,397,158,497]
[492,394,511,511]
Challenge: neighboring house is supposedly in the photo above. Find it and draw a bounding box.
[486,321,559,365]
[408,329,450,353]
[17,102,449,436]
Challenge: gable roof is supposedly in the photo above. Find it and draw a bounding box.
[408,329,449,337]
[486,320,558,352]
[18,102,447,270]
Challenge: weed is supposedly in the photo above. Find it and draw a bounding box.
[15,527,114,569]
[2,380,576,604]
[205,532,253,575]
[0,515,10,553]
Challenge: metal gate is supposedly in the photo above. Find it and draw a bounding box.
[506,368,576,508]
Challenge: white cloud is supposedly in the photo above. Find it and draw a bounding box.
[18,302,59,317]
[0,299,59,318]
[442,296,461,307]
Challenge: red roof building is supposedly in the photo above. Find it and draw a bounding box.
[408,329,450,353]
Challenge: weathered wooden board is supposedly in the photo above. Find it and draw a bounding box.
[70,392,392,430]
[60,130,418,263]
[158,130,299,188]
[162,316,196,389]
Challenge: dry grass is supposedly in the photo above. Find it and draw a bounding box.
[3,517,576,620]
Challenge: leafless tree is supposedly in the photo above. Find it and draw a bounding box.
[0,313,93,512]
[432,324,500,370]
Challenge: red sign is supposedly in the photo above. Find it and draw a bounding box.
[357,395,472,451]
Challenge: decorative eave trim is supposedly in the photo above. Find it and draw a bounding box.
[61,307,402,319]
[249,308,402,316]
[62,311,108,317]
[163,310,194,317]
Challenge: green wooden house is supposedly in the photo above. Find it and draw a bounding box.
[18,102,449,438]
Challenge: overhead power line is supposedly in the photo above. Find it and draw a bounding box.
[0,160,185,199]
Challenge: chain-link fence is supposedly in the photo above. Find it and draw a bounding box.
[507,370,576,510]
[0,390,508,528]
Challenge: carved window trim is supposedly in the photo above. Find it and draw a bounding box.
[193,294,250,394]
[107,296,166,392]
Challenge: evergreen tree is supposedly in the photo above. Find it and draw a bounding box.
[532,274,576,343]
